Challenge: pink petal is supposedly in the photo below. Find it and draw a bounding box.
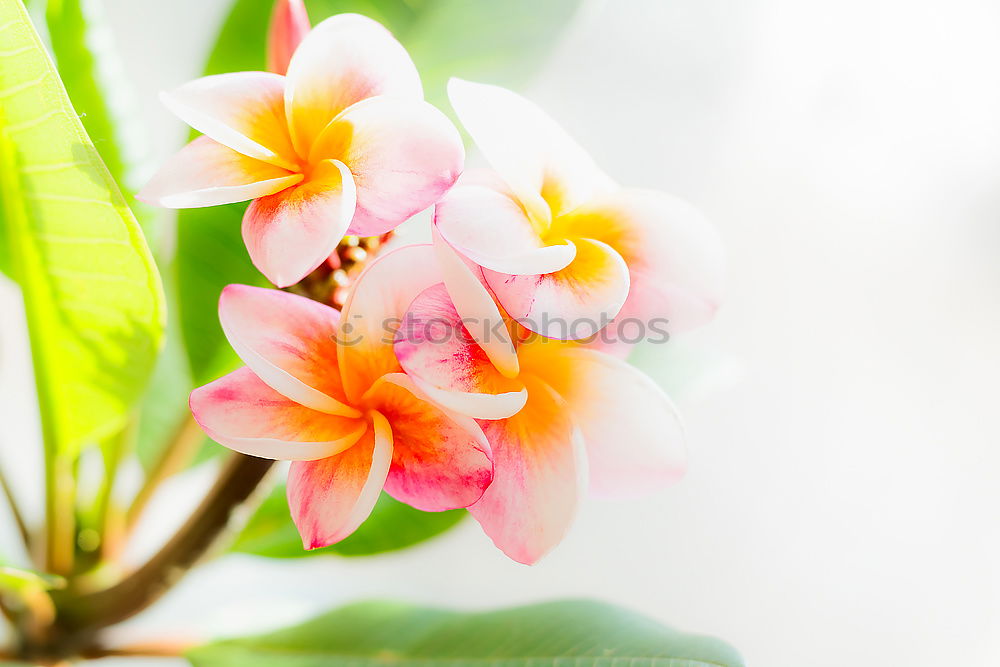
[137,136,302,208]
[555,189,725,335]
[309,96,464,236]
[267,0,310,76]
[448,78,615,222]
[287,411,393,549]
[160,72,298,170]
[485,238,630,340]
[525,346,686,497]
[189,367,367,461]
[435,181,575,275]
[366,374,492,511]
[218,285,358,416]
[284,14,421,156]
[469,376,587,565]
[242,158,356,287]
[432,226,519,378]
[394,283,527,420]
[336,244,444,402]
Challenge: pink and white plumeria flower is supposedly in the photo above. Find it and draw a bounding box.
[437,78,724,342]
[139,14,464,288]
[394,244,686,564]
[189,246,492,548]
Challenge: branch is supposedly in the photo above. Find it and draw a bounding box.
[0,464,31,552]
[79,639,192,659]
[43,455,75,576]
[55,453,274,636]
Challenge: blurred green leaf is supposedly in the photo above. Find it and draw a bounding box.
[0,0,165,456]
[176,202,261,386]
[42,0,148,195]
[233,488,465,558]
[177,0,582,385]
[0,565,64,594]
[187,599,745,667]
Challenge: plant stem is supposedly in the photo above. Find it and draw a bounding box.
[124,413,204,536]
[0,465,31,553]
[55,453,274,636]
[92,418,135,561]
[44,454,75,577]
[79,640,191,659]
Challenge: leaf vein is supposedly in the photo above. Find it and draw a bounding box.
[26,193,113,206]
[0,73,48,100]
[5,109,61,133]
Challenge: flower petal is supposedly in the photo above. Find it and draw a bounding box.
[432,226,519,378]
[435,181,575,275]
[284,14,421,156]
[137,136,302,208]
[394,283,527,419]
[242,158,356,287]
[267,0,310,76]
[161,72,298,170]
[554,189,725,334]
[287,411,393,549]
[485,238,630,340]
[365,374,492,511]
[523,345,686,497]
[218,285,358,417]
[336,244,443,402]
[310,96,464,236]
[448,78,615,222]
[189,367,367,461]
[469,375,587,565]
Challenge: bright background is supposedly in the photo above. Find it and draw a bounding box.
[2,0,1000,665]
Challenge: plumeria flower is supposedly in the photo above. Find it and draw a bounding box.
[394,242,686,564]
[189,245,492,548]
[139,14,464,288]
[436,78,724,343]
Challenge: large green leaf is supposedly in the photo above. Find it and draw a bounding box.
[177,0,582,385]
[2,0,156,279]
[187,600,745,667]
[0,0,165,455]
[232,488,465,558]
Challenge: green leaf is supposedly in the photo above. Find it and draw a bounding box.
[42,0,148,194]
[176,203,261,386]
[0,565,64,594]
[233,488,465,558]
[187,600,745,667]
[176,0,583,385]
[1,0,157,280]
[0,0,165,456]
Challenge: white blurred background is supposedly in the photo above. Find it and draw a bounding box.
[3,0,1000,665]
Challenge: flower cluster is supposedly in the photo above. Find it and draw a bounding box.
[148,2,723,564]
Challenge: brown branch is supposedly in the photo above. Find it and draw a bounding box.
[0,465,31,553]
[79,639,192,659]
[54,453,274,638]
